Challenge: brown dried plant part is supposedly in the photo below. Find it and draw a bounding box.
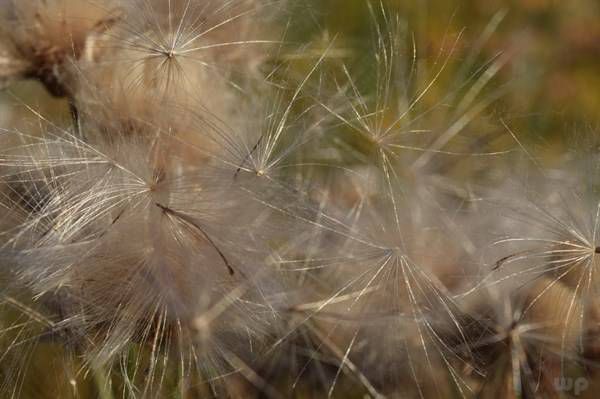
[0,0,121,97]
[0,44,30,90]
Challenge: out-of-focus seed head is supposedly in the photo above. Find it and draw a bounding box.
[0,0,120,96]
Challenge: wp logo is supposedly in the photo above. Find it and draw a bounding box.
[554,377,589,396]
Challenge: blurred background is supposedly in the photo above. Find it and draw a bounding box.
[304,0,600,147]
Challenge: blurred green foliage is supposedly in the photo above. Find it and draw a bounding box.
[298,0,600,147]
